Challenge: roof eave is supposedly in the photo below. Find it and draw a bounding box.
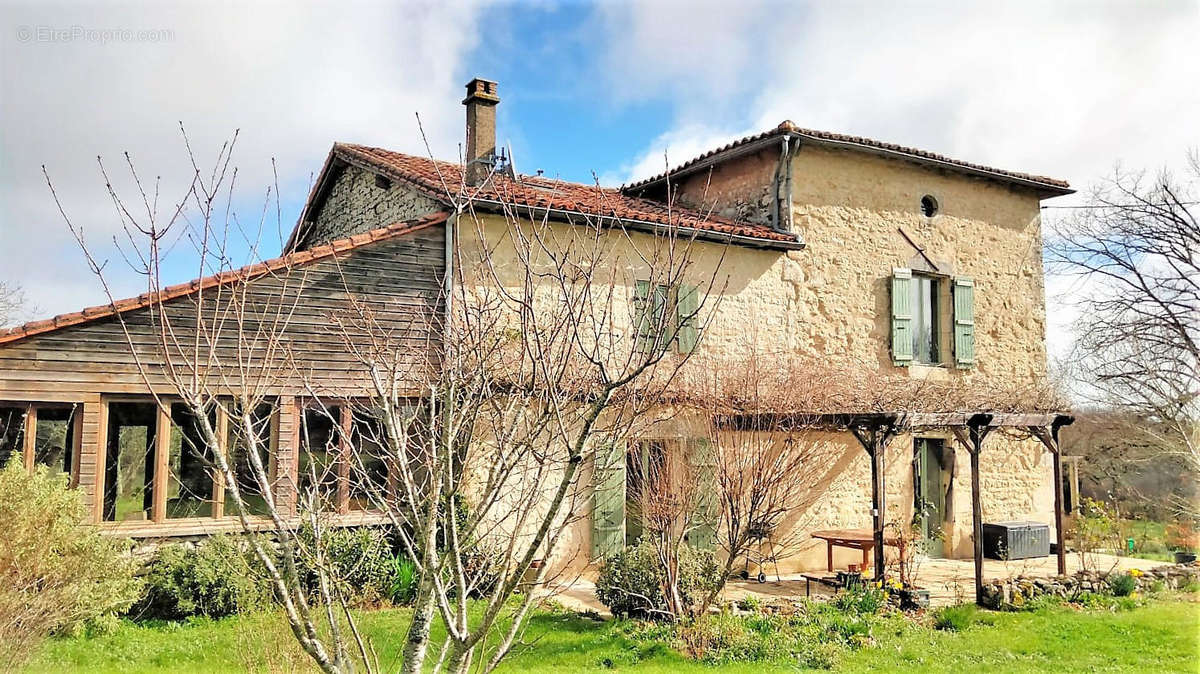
[467,198,806,251]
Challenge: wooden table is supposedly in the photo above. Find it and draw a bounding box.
[811,529,899,572]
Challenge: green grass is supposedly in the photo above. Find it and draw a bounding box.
[26,598,1200,673]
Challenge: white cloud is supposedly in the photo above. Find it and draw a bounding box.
[1,0,488,318]
[597,0,1200,364]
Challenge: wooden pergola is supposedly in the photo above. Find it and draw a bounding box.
[721,410,1074,605]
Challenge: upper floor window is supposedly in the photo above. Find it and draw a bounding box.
[633,281,699,355]
[891,269,975,368]
[911,274,939,364]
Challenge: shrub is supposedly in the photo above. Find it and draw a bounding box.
[1107,572,1137,597]
[831,583,888,615]
[322,527,396,605]
[133,534,273,620]
[933,603,987,631]
[595,542,721,619]
[0,460,142,669]
[390,555,419,605]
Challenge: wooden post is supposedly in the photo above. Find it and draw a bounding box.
[213,405,229,519]
[153,404,171,523]
[1029,416,1074,578]
[953,413,992,607]
[1050,418,1072,576]
[22,405,36,471]
[338,405,352,514]
[968,425,984,606]
[871,433,886,581]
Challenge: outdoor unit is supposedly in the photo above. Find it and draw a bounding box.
[982,521,1051,560]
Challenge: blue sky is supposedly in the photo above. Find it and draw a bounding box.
[1,0,1197,361]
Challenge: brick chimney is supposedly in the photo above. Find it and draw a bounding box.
[463,78,499,186]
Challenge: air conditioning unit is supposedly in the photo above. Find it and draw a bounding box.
[982,521,1050,560]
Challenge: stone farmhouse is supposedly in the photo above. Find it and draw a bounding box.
[0,78,1077,589]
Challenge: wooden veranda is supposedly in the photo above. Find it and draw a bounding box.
[721,410,1074,606]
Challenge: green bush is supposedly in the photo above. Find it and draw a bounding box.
[1107,572,1138,597]
[831,583,888,615]
[0,460,142,669]
[133,535,272,620]
[933,603,989,631]
[322,527,396,605]
[595,542,721,619]
[390,555,419,605]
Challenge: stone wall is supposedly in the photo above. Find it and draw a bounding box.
[980,563,1198,609]
[299,164,443,249]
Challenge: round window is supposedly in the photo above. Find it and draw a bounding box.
[920,195,939,217]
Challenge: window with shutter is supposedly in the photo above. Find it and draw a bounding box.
[633,280,652,353]
[687,438,718,551]
[953,278,975,367]
[891,269,914,366]
[675,284,699,353]
[591,441,626,560]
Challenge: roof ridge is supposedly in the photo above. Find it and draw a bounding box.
[622,123,1072,193]
[323,144,800,247]
[0,211,449,346]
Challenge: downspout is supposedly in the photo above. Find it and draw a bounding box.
[783,134,796,233]
[443,211,457,337]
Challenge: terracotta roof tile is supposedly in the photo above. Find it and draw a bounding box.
[0,212,449,347]
[624,121,1072,193]
[330,144,801,247]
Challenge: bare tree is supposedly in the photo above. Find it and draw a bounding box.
[0,282,30,328]
[48,128,718,673]
[1048,155,1199,520]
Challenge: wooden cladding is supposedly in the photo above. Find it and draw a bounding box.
[0,223,445,534]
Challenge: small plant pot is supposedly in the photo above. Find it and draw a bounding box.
[898,588,930,610]
[1174,551,1197,564]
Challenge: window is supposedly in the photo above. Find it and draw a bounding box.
[633,281,700,354]
[0,403,81,484]
[104,402,158,522]
[103,398,280,523]
[166,403,217,519]
[224,402,276,517]
[921,194,939,217]
[624,440,666,546]
[299,405,343,511]
[911,274,939,364]
[348,411,389,511]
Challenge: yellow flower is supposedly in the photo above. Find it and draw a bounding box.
[1129,568,1142,578]
[1130,592,1140,599]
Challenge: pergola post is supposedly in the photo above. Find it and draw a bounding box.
[1030,415,1074,577]
[953,413,993,606]
[850,418,899,582]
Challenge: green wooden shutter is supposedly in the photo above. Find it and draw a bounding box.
[592,440,627,560]
[675,284,699,353]
[633,280,651,353]
[687,438,718,551]
[891,269,914,366]
[953,277,975,368]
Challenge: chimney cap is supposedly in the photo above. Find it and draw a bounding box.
[463,77,500,105]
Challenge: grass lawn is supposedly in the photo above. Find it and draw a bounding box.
[26,597,1199,673]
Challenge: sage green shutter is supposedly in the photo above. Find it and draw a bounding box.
[687,438,718,551]
[592,441,626,560]
[675,284,699,353]
[953,278,975,368]
[891,269,914,366]
[633,280,651,353]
